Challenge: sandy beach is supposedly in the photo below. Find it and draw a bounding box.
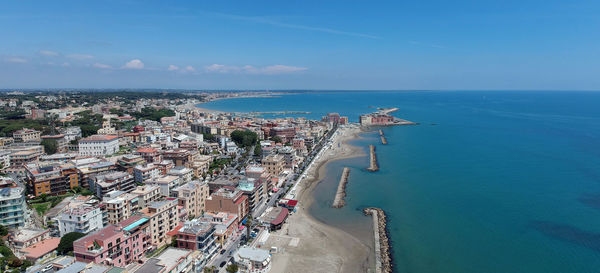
[265,125,373,273]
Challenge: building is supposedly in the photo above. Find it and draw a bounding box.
[73,216,150,267]
[233,246,272,273]
[135,148,161,163]
[174,180,209,219]
[199,212,239,248]
[60,126,82,142]
[20,237,60,262]
[173,219,218,263]
[132,247,196,273]
[78,135,119,156]
[237,178,266,212]
[262,154,284,177]
[131,185,162,208]
[13,128,41,143]
[117,155,145,173]
[10,228,50,251]
[91,171,135,199]
[41,134,69,154]
[162,149,192,167]
[103,191,140,224]
[0,187,26,228]
[57,205,104,236]
[146,175,182,197]
[167,166,194,183]
[270,127,295,143]
[25,163,79,196]
[205,187,249,222]
[259,206,289,231]
[140,199,179,247]
[133,164,161,184]
[10,149,41,168]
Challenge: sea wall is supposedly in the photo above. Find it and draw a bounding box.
[332,167,351,208]
[364,207,392,273]
[367,145,379,171]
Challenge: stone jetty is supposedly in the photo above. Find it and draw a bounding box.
[364,207,392,273]
[379,129,388,144]
[367,145,379,171]
[332,167,351,208]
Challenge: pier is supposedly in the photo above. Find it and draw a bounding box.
[332,167,351,208]
[364,207,392,273]
[367,145,379,171]
[379,130,387,144]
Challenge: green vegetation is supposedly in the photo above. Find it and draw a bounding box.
[130,107,175,122]
[72,186,93,196]
[209,157,232,174]
[254,145,262,157]
[230,130,258,148]
[68,110,103,137]
[203,133,216,142]
[41,138,58,154]
[226,264,239,273]
[32,202,52,215]
[0,119,49,137]
[270,136,283,143]
[0,225,8,236]
[0,234,33,271]
[57,232,86,255]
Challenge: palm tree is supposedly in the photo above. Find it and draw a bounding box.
[244,215,253,239]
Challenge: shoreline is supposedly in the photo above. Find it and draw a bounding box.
[267,125,374,273]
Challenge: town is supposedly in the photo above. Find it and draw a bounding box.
[0,91,357,273]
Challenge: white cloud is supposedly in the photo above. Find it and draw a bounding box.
[168,65,179,71]
[39,50,59,57]
[93,63,112,69]
[62,62,70,67]
[122,59,144,69]
[255,65,307,75]
[5,57,27,63]
[185,65,195,72]
[67,54,94,60]
[205,63,307,75]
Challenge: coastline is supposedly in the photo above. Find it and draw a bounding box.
[267,125,374,273]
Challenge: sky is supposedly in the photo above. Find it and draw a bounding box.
[1,0,599,90]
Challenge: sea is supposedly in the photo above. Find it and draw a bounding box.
[199,91,600,273]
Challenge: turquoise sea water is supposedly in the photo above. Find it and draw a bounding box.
[200,91,600,273]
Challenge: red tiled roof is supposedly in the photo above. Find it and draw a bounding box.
[22,237,60,259]
[136,148,157,153]
[167,225,182,236]
[80,135,119,142]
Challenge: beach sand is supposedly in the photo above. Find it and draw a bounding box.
[265,126,373,273]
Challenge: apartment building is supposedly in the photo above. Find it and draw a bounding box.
[25,163,79,196]
[57,205,104,236]
[0,187,26,228]
[91,171,135,200]
[140,199,179,247]
[135,148,161,163]
[131,185,162,208]
[167,166,194,183]
[103,191,140,224]
[205,187,249,222]
[13,128,41,143]
[261,154,285,177]
[133,164,161,184]
[174,180,209,219]
[173,219,218,262]
[73,216,150,267]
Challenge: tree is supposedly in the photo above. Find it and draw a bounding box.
[226,264,239,273]
[230,130,258,148]
[203,266,217,273]
[57,232,86,254]
[0,225,8,236]
[253,145,262,157]
[270,136,283,143]
[244,215,253,239]
[41,138,58,154]
[203,133,216,142]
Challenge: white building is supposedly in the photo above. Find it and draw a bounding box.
[167,166,194,183]
[234,246,272,273]
[0,150,11,169]
[57,205,104,236]
[78,135,119,156]
[60,126,82,142]
[0,187,26,228]
[133,163,161,184]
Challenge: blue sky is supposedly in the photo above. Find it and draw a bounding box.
[1,0,599,90]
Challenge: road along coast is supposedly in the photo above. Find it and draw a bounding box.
[267,125,373,273]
